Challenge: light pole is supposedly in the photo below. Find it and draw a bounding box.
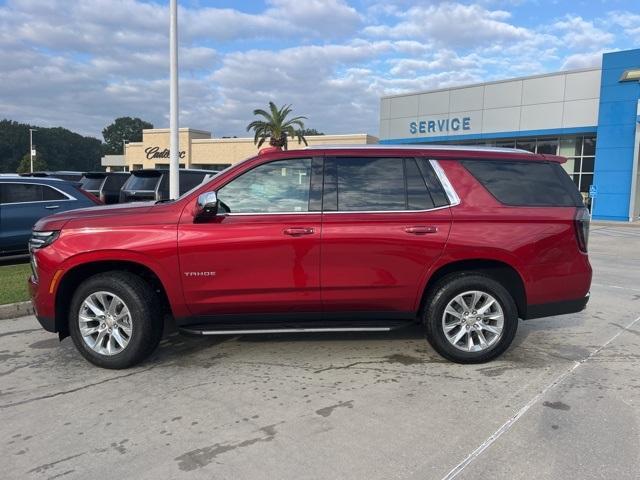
[122,139,129,173]
[29,128,37,173]
[169,0,179,199]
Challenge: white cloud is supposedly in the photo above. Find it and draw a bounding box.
[0,0,636,140]
[560,51,605,70]
[364,3,531,48]
[608,11,640,37]
[551,16,614,51]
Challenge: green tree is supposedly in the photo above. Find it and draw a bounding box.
[102,117,153,154]
[0,119,102,173]
[16,154,47,173]
[246,102,308,150]
[299,128,324,136]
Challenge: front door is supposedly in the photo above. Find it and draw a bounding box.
[320,156,452,316]
[178,157,323,318]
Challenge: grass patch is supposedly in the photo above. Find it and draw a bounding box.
[0,263,32,305]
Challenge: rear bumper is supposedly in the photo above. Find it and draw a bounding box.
[524,293,590,320]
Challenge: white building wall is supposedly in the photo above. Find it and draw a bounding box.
[380,68,601,141]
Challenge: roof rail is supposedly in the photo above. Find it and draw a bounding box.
[304,144,534,154]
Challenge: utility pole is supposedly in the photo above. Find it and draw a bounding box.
[169,0,179,199]
[29,128,37,173]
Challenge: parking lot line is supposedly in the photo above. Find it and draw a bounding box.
[440,313,640,480]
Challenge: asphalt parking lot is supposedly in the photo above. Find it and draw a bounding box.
[2,224,639,480]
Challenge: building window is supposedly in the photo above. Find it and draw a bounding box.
[559,136,596,201]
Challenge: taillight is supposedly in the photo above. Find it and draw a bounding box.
[574,207,590,252]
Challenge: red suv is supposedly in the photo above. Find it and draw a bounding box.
[29,146,592,368]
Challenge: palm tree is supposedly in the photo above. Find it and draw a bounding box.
[246,102,308,150]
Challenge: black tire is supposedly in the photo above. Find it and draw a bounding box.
[423,273,518,364]
[69,271,163,369]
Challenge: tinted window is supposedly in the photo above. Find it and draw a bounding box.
[1,183,42,203]
[126,174,160,191]
[218,158,312,213]
[405,158,435,210]
[81,176,105,190]
[336,157,405,211]
[417,159,449,208]
[0,183,67,203]
[103,174,129,190]
[43,186,66,200]
[462,160,583,207]
[179,172,208,194]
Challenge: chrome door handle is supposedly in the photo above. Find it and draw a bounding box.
[284,227,315,236]
[44,205,60,210]
[404,226,437,235]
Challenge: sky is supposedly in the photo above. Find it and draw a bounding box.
[0,0,638,140]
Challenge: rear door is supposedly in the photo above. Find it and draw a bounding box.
[320,157,452,316]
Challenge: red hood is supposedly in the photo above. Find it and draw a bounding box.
[34,201,157,231]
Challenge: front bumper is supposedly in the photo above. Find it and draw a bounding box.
[524,293,590,320]
[29,274,56,332]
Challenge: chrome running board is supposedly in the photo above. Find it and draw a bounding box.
[180,326,394,336]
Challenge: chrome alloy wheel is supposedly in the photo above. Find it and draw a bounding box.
[78,291,133,356]
[442,290,504,352]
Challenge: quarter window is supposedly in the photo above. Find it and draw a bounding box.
[218,158,312,213]
[43,186,67,200]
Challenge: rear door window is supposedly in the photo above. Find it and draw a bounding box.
[1,183,43,203]
[334,157,406,211]
[324,157,449,212]
[462,160,583,207]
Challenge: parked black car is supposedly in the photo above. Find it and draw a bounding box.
[119,169,217,202]
[79,172,130,204]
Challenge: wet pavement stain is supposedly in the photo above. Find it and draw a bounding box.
[543,401,571,411]
[174,423,280,472]
[29,338,59,349]
[316,400,354,417]
[27,452,85,474]
[383,354,425,365]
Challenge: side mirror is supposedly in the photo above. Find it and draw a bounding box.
[194,191,219,221]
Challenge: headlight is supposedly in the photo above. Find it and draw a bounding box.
[29,231,60,251]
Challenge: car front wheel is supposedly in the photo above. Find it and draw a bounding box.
[69,271,163,369]
[423,273,518,363]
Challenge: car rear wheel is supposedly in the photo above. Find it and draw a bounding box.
[69,271,163,369]
[423,273,518,363]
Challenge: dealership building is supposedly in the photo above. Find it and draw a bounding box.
[103,129,377,172]
[379,48,640,222]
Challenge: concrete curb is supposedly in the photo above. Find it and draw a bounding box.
[0,301,34,320]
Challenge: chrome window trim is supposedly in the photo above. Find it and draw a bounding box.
[305,144,534,154]
[205,157,461,216]
[221,205,454,216]
[429,159,460,206]
[0,181,76,205]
